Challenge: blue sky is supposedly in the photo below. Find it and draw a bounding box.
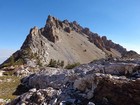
[0,0,140,63]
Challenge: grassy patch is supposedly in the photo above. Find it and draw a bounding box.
[3,70,15,76]
[0,76,21,100]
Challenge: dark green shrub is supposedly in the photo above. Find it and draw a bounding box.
[37,60,43,67]
[14,58,24,65]
[10,55,15,65]
[48,59,64,68]
[60,61,64,67]
[48,59,57,67]
[65,62,80,69]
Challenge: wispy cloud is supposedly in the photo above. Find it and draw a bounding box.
[0,49,16,64]
[0,57,8,64]
[0,49,15,57]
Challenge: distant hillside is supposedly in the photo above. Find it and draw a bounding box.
[0,15,127,68]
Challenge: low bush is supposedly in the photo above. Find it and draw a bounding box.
[65,62,80,69]
[48,59,64,68]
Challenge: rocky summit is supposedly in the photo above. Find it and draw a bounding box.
[1,15,127,68]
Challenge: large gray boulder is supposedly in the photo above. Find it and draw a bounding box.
[8,59,140,105]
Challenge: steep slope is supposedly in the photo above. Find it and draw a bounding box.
[0,15,127,67]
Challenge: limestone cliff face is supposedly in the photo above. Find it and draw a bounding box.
[0,15,127,67]
[82,28,127,55]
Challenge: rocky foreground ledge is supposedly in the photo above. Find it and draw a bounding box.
[8,59,140,105]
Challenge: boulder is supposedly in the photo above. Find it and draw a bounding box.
[8,59,140,105]
[82,27,90,35]
[64,27,71,33]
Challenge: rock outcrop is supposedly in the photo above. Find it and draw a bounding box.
[122,50,140,60]
[0,15,128,68]
[8,59,140,105]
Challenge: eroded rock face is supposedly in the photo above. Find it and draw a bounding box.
[87,32,127,54]
[0,15,131,68]
[8,59,140,105]
[122,50,140,60]
[82,28,90,35]
[93,77,140,105]
[64,27,71,33]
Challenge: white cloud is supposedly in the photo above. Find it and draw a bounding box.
[0,57,8,64]
[0,49,16,64]
[0,49,15,57]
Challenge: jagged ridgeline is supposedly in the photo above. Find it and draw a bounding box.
[0,15,127,68]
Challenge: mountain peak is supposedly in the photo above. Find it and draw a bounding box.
[46,15,59,28]
[0,15,129,68]
[30,26,39,36]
